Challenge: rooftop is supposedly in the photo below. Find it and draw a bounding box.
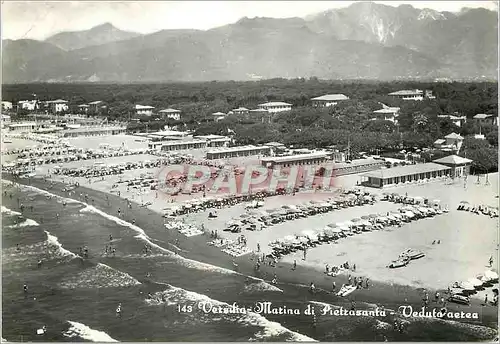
[135,105,155,110]
[259,102,292,107]
[261,152,328,163]
[311,94,349,101]
[48,99,68,103]
[233,107,249,111]
[212,112,226,116]
[373,107,400,114]
[444,132,464,140]
[78,104,89,107]
[265,142,286,147]
[194,134,229,140]
[333,158,385,170]
[61,126,126,134]
[159,108,181,113]
[88,101,103,105]
[388,89,423,96]
[361,162,451,180]
[433,155,473,165]
[473,114,492,119]
[207,145,270,154]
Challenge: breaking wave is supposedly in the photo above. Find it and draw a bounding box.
[80,204,238,276]
[45,231,79,259]
[6,218,39,228]
[64,321,118,342]
[145,285,316,342]
[1,205,21,216]
[243,280,284,293]
[59,262,141,289]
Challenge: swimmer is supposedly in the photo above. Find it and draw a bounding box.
[37,259,42,268]
[109,234,113,241]
[23,284,28,293]
[16,244,21,251]
[116,303,122,317]
[56,213,59,220]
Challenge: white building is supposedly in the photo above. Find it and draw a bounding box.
[18,100,39,111]
[47,99,69,113]
[88,100,105,114]
[211,112,227,122]
[372,106,400,123]
[311,94,349,107]
[1,101,13,111]
[388,89,424,101]
[257,102,292,113]
[1,114,11,128]
[232,107,249,115]
[159,108,182,121]
[8,122,41,133]
[437,114,467,127]
[135,105,155,116]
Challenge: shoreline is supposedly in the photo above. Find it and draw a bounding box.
[3,174,498,331]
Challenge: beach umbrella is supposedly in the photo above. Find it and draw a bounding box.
[468,278,484,288]
[351,218,362,223]
[339,226,351,232]
[327,223,338,228]
[460,282,475,291]
[484,270,499,281]
[404,211,415,218]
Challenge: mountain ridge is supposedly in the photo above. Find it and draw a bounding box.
[2,2,497,82]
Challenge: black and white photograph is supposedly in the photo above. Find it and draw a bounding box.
[1,1,499,342]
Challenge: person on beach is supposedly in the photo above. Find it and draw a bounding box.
[489,256,494,267]
[365,278,370,289]
[348,274,352,285]
[20,203,24,212]
[332,281,336,291]
[37,259,42,268]
[325,264,330,273]
[303,248,307,261]
[30,205,34,212]
[132,218,136,225]
[257,243,260,252]
[292,260,297,270]
[310,282,316,293]
[16,244,21,251]
[484,294,488,305]
[435,292,440,302]
[117,208,121,217]
[56,213,59,220]
[272,273,277,284]
[116,303,122,317]
[109,234,113,241]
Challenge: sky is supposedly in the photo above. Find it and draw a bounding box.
[2,1,498,40]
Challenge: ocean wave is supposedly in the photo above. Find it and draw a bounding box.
[59,262,141,289]
[64,321,118,342]
[6,181,239,277]
[80,204,238,276]
[146,285,316,342]
[6,218,39,228]
[45,231,78,259]
[243,280,284,293]
[1,205,21,216]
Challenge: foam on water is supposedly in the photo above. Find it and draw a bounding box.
[7,181,239,277]
[146,285,316,342]
[243,280,284,293]
[45,231,79,259]
[6,218,40,228]
[80,204,238,276]
[59,262,141,289]
[1,205,21,216]
[64,321,118,342]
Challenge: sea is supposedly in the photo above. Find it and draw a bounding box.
[1,179,498,342]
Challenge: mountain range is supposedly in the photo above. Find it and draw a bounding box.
[2,2,498,83]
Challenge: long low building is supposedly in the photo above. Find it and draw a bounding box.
[360,162,451,188]
[61,126,126,137]
[261,152,328,168]
[158,140,207,151]
[206,145,271,160]
[332,159,385,176]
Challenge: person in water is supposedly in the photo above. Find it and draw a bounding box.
[116,303,122,317]
[16,244,21,251]
[23,284,28,293]
[37,259,42,268]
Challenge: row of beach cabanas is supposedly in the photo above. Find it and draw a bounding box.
[266,203,447,259]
